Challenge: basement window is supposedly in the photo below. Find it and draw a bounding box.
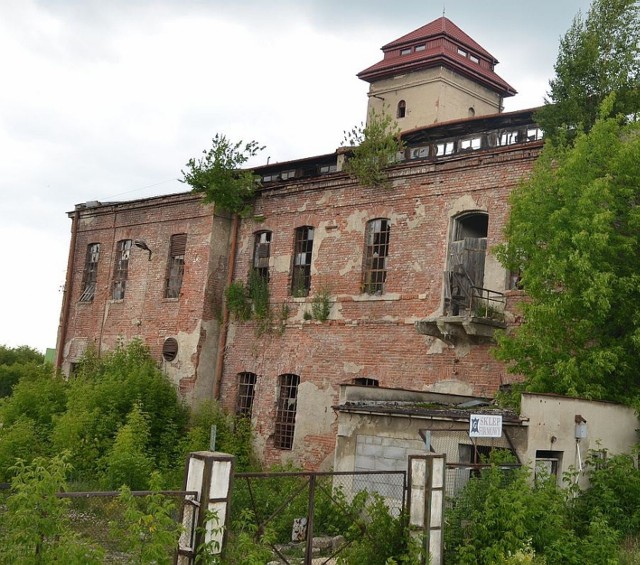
[79,243,100,302]
[112,239,132,300]
[236,372,257,418]
[253,231,272,281]
[362,219,390,295]
[353,377,379,387]
[165,233,187,298]
[291,226,314,297]
[274,374,300,450]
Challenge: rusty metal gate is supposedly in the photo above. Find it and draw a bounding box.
[230,470,406,564]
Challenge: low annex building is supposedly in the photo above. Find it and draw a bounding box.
[57,16,546,469]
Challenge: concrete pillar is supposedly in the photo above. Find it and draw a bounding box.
[408,454,446,565]
[176,451,234,564]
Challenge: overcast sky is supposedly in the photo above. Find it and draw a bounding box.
[0,0,592,353]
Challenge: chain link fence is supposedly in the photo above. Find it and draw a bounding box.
[0,485,197,563]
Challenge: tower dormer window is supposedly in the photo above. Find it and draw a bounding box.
[400,47,412,55]
[469,54,479,64]
[397,100,406,119]
[415,44,426,52]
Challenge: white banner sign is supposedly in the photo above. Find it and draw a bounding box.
[469,414,502,438]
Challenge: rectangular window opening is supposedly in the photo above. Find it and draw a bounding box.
[79,243,100,302]
[112,239,132,300]
[353,377,379,387]
[236,372,257,418]
[362,219,390,295]
[274,374,300,450]
[165,234,187,298]
[253,231,272,281]
[291,226,314,297]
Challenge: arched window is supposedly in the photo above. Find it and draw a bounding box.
[362,219,391,295]
[274,374,300,450]
[397,100,406,119]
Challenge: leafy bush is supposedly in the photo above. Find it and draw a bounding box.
[0,454,104,563]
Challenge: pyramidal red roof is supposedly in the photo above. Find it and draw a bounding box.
[358,16,516,97]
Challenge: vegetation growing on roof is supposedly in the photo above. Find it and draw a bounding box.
[342,108,405,189]
[181,134,265,216]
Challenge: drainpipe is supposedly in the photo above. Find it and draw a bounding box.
[55,209,79,370]
[213,213,239,400]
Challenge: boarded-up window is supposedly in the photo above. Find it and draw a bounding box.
[253,231,272,280]
[112,239,132,300]
[274,373,299,450]
[362,219,390,295]
[165,234,187,298]
[79,243,100,302]
[291,226,314,297]
[236,372,257,418]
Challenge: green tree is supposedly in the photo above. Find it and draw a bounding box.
[0,344,45,398]
[342,108,405,188]
[536,0,640,143]
[181,134,264,216]
[495,105,640,402]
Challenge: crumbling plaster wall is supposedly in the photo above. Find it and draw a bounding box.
[222,143,540,468]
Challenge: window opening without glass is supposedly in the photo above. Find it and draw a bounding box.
[112,239,132,300]
[397,100,406,119]
[236,372,257,418]
[253,231,272,280]
[362,219,390,295]
[79,243,100,302]
[274,374,300,450]
[291,226,314,297]
[165,234,187,298]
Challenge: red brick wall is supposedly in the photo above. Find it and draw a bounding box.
[221,143,541,469]
[59,193,230,399]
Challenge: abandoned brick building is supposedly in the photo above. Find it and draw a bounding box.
[56,17,544,469]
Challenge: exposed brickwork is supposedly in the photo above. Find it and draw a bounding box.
[59,192,230,400]
[221,142,542,468]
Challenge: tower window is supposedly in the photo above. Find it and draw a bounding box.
[397,100,406,119]
[291,226,314,297]
[165,234,187,298]
[79,243,100,302]
[362,219,390,295]
[112,239,132,300]
[400,47,412,56]
[253,231,272,280]
[274,374,300,450]
[415,44,426,52]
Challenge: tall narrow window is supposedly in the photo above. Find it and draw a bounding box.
[397,100,406,119]
[112,239,132,299]
[236,372,257,418]
[291,226,314,297]
[79,243,100,302]
[165,233,187,298]
[362,219,390,295]
[274,373,299,450]
[253,231,272,280]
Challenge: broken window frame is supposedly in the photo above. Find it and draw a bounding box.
[274,373,300,450]
[362,218,390,295]
[165,233,187,299]
[111,239,132,300]
[79,243,100,302]
[290,226,314,297]
[353,377,380,387]
[236,372,257,418]
[253,230,272,281]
